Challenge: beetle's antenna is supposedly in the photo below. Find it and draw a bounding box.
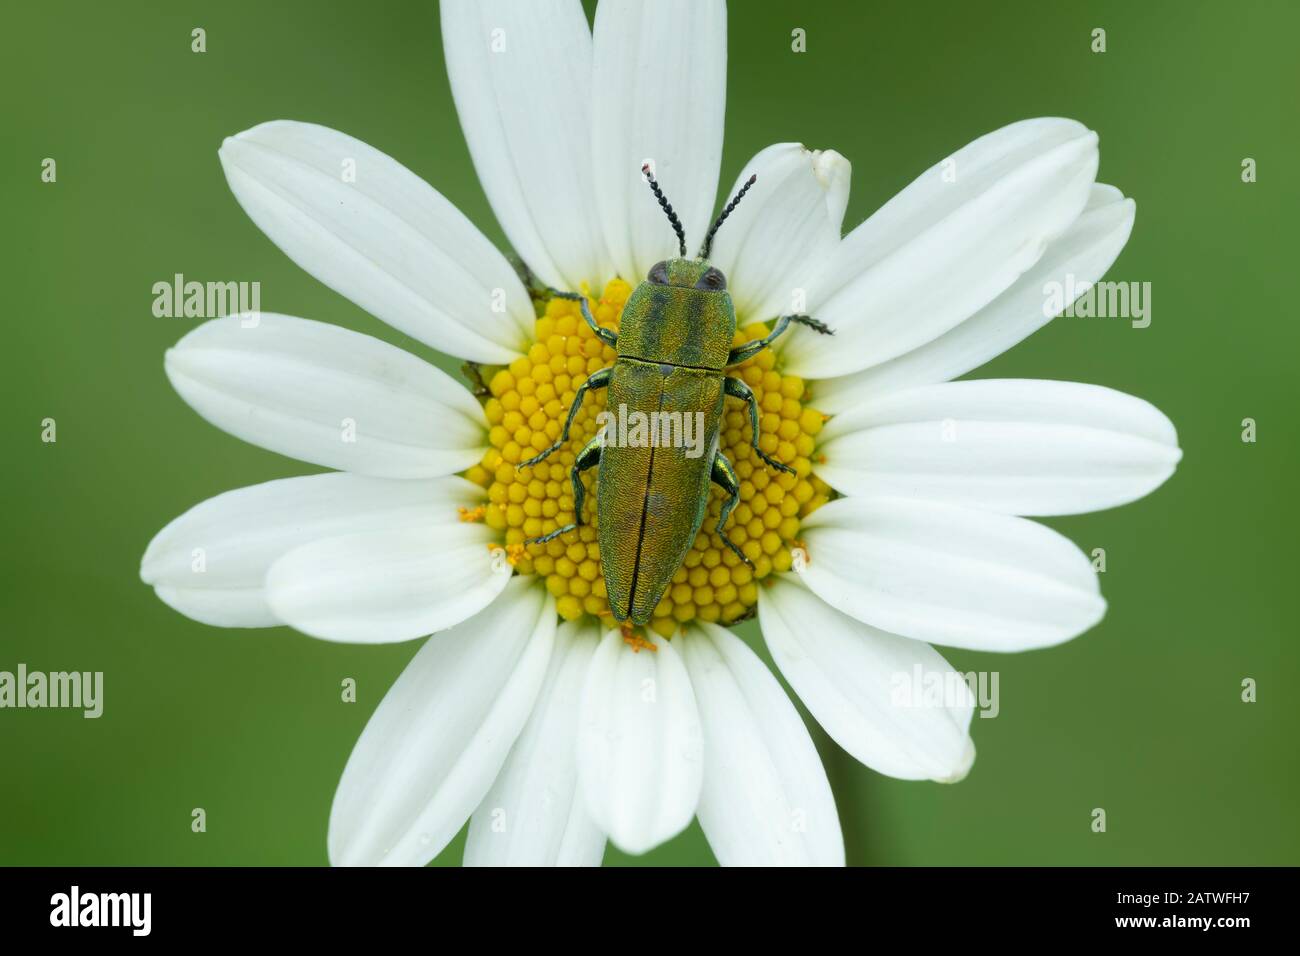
[641,164,687,257]
[699,174,757,259]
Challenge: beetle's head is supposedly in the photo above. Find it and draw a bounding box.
[645,257,727,292]
[640,163,758,266]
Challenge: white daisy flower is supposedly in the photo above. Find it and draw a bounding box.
[141,0,1181,867]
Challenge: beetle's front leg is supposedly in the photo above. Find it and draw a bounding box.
[518,366,612,468]
[548,288,618,349]
[723,375,795,475]
[710,450,754,569]
[526,432,603,545]
[726,313,832,366]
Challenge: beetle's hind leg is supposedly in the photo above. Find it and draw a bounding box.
[547,288,618,349]
[525,433,603,546]
[519,366,612,469]
[710,450,754,569]
[725,312,833,366]
[723,375,795,475]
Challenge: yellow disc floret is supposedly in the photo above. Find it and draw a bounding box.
[462,279,834,636]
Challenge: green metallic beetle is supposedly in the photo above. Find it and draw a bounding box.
[523,166,832,626]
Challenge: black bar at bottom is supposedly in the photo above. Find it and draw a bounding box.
[0,866,1287,940]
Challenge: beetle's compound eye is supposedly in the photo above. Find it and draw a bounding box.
[647,260,671,285]
[696,267,727,291]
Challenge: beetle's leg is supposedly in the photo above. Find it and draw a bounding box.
[710,450,754,569]
[721,604,758,627]
[726,313,832,366]
[461,361,490,397]
[547,288,618,349]
[723,375,795,475]
[525,432,603,545]
[518,366,612,468]
[727,314,794,365]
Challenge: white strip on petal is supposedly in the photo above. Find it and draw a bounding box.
[165,314,486,478]
[265,522,512,644]
[577,630,702,855]
[797,497,1105,651]
[681,622,844,866]
[783,118,1099,379]
[592,0,727,281]
[465,618,605,867]
[328,578,555,866]
[706,144,851,323]
[441,0,611,290]
[219,121,532,362]
[817,379,1181,516]
[759,577,976,782]
[811,185,1136,408]
[141,473,483,628]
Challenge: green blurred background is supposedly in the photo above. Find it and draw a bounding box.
[3,0,1297,866]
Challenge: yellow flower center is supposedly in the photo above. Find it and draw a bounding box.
[461,279,833,637]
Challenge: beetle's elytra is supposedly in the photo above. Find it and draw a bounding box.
[523,166,833,626]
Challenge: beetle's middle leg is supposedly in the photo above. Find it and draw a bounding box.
[726,312,832,366]
[525,432,603,545]
[710,450,754,569]
[519,366,612,468]
[724,375,795,475]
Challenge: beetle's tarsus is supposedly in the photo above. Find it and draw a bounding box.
[513,256,540,298]
[547,287,618,348]
[725,312,831,365]
[461,361,490,397]
[791,313,834,335]
[722,604,758,627]
[527,523,578,546]
[719,531,754,569]
[519,445,560,470]
[756,449,796,475]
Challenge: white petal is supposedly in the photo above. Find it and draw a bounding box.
[141,473,484,628]
[817,379,1182,515]
[265,522,512,644]
[811,185,1136,408]
[219,121,532,362]
[328,578,555,866]
[441,0,611,290]
[797,497,1105,651]
[783,118,1099,379]
[166,313,486,478]
[592,0,727,280]
[706,144,851,322]
[577,630,702,855]
[465,619,605,867]
[681,622,844,866]
[759,577,976,782]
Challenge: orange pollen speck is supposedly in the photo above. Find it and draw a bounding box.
[623,631,658,653]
